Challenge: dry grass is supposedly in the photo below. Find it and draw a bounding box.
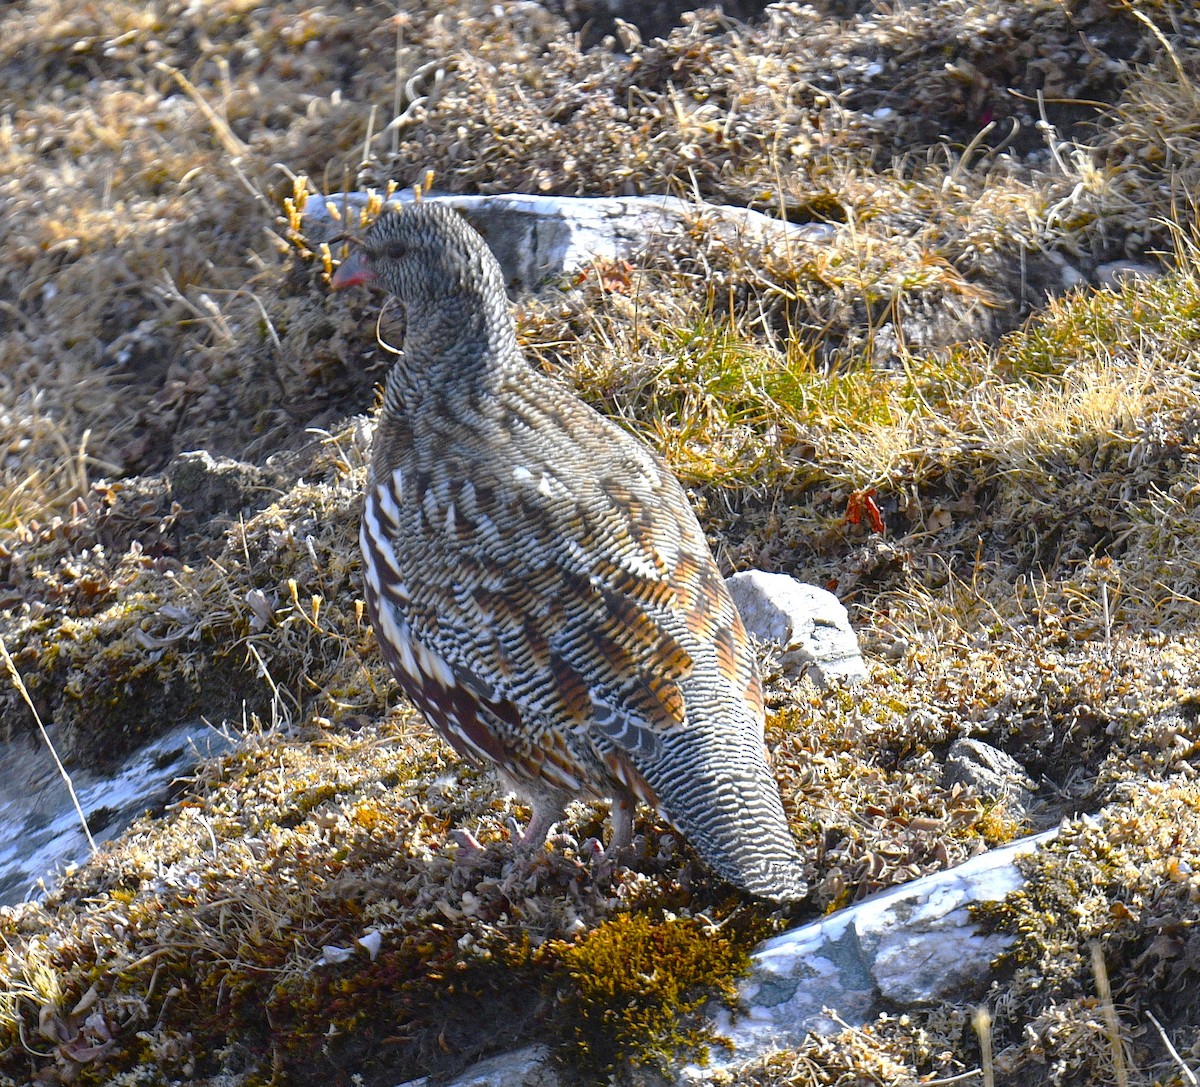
[0,0,1198,1084]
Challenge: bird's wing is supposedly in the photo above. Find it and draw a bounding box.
[365,393,762,764]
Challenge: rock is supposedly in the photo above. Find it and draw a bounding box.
[302,191,833,295]
[1044,248,1084,289]
[167,451,271,537]
[1095,260,1159,289]
[1059,262,1086,289]
[943,738,1036,811]
[402,830,1059,1087]
[0,723,233,906]
[688,829,1059,1078]
[725,571,867,685]
[395,1045,556,1087]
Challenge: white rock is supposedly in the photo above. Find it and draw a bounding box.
[395,829,1059,1087]
[0,723,233,906]
[725,571,867,684]
[303,191,834,294]
[1060,262,1086,289]
[1095,260,1159,289]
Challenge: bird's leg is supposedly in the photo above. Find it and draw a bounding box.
[511,794,565,850]
[604,794,635,858]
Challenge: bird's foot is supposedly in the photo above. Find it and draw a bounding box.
[509,802,563,851]
[449,828,485,858]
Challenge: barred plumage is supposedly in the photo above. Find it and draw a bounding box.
[332,202,807,902]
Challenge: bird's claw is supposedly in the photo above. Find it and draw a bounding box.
[449,828,485,858]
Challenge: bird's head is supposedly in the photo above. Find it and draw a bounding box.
[329,200,518,389]
[329,202,498,308]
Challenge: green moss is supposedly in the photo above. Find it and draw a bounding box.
[549,911,761,1078]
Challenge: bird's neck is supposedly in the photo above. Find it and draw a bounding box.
[382,274,520,412]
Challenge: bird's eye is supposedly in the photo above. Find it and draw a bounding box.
[382,240,407,260]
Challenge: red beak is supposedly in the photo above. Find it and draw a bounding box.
[330,249,376,290]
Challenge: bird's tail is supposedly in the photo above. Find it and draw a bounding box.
[646,721,808,903]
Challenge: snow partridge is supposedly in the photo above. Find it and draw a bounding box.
[331,202,807,902]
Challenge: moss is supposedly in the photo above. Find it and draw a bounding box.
[965,781,1200,1085]
[6,718,773,1086]
[975,801,1028,847]
[547,910,764,1079]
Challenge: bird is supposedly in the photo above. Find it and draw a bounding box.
[330,201,807,902]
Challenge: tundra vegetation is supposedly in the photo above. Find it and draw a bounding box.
[0,1,1198,1084]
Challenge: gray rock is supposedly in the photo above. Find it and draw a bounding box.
[167,450,270,532]
[689,828,1059,1078]
[725,570,867,685]
[1095,260,1159,289]
[943,738,1036,810]
[394,830,1059,1087]
[302,191,833,295]
[395,1045,555,1087]
[0,723,233,906]
[1044,249,1084,289]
